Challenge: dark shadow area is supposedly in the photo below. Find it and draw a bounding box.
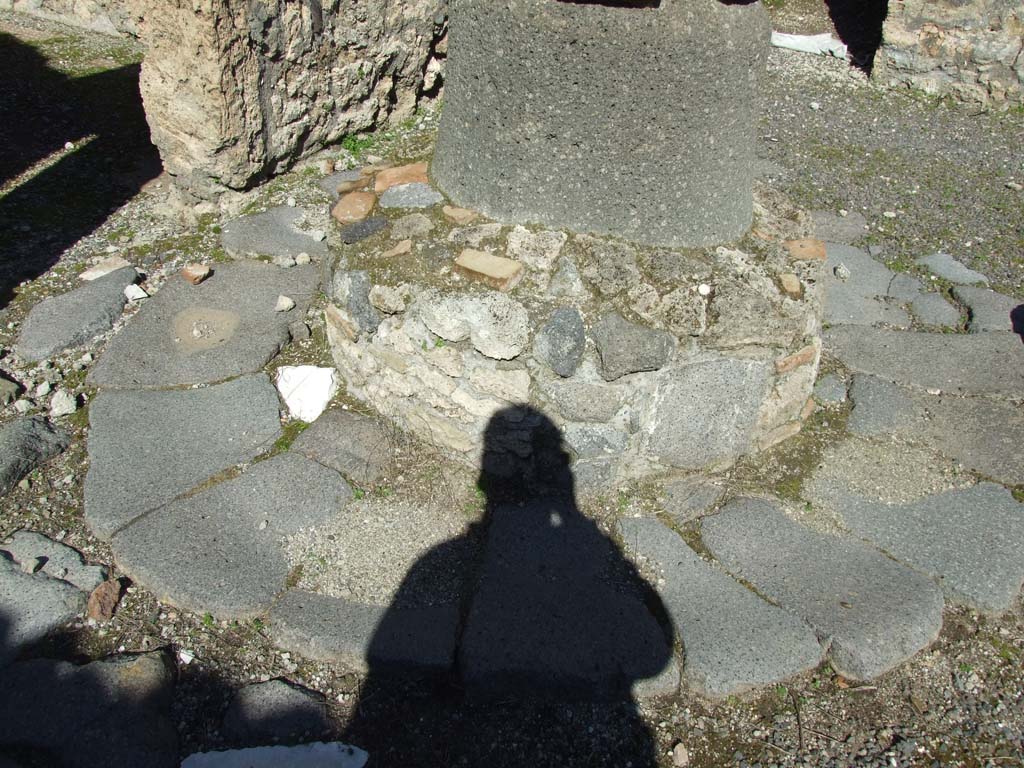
[824,0,888,72]
[1011,304,1024,343]
[343,406,674,766]
[0,32,162,309]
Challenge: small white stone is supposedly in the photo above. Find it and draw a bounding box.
[926,387,942,396]
[49,390,78,417]
[882,210,897,219]
[275,295,296,312]
[64,141,74,150]
[834,263,851,281]
[1006,181,1022,191]
[838,209,848,217]
[295,252,312,265]
[124,284,149,301]
[35,381,51,398]
[809,101,821,111]
[286,196,297,207]
[672,743,690,767]
[177,649,195,665]
[697,283,712,297]
[273,255,296,268]
[80,352,93,363]
[13,399,32,414]
[275,366,339,422]
[308,230,326,242]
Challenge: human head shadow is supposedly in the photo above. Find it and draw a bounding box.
[343,405,675,766]
[0,32,161,309]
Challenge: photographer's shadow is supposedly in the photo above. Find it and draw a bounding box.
[344,405,674,766]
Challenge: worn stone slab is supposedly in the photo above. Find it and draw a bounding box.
[825,327,1024,396]
[538,374,623,424]
[916,252,989,285]
[112,454,350,619]
[290,409,392,487]
[88,262,318,389]
[827,483,1024,614]
[269,590,460,673]
[909,291,960,327]
[822,244,910,328]
[221,206,328,259]
[592,313,674,382]
[647,358,769,470]
[85,374,282,540]
[703,498,945,680]
[339,216,387,244]
[618,517,822,697]
[0,416,69,496]
[661,477,725,523]
[223,680,329,744]
[16,266,136,362]
[182,742,367,768]
[0,652,177,767]
[810,210,868,244]
[1,531,107,592]
[318,169,362,196]
[952,285,1022,333]
[378,183,443,209]
[0,556,85,668]
[847,375,1024,486]
[459,500,672,697]
[813,373,847,404]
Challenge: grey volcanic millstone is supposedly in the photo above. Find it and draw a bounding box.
[618,517,822,697]
[270,590,460,673]
[223,679,329,744]
[702,499,945,681]
[592,313,674,382]
[85,374,282,540]
[112,454,351,619]
[15,266,136,361]
[0,416,69,496]
[533,307,585,378]
[825,327,1024,396]
[0,556,85,668]
[221,206,329,259]
[431,0,770,247]
[88,262,318,389]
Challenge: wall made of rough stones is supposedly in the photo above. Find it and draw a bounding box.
[876,0,1024,107]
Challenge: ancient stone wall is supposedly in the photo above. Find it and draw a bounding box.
[876,0,1023,107]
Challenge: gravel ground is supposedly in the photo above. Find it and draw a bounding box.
[1,8,1023,768]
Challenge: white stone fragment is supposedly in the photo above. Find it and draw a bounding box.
[124,284,149,301]
[275,295,296,312]
[181,742,368,768]
[275,365,339,422]
[49,390,78,417]
[697,283,712,297]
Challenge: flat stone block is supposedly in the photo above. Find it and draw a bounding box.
[662,477,725,523]
[290,409,392,487]
[618,517,822,697]
[269,590,460,673]
[378,183,443,209]
[0,557,85,669]
[822,244,910,328]
[84,374,282,540]
[703,498,944,681]
[916,252,988,285]
[454,249,523,291]
[332,192,377,224]
[0,416,69,496]
[1,531,107,593]
[16,266,136,361]
[909,291,960,327]
[810,210,868,244]
[952,285,1022,333]
[88,262,318,389]
[221,206,328,260]
[592,313,674,382]
[111,454,351,619]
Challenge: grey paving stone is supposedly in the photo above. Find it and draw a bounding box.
[0,556,86,668]
[459,500,672,697]
[85,374,282,540]
[15,266,136,362]
[646,358,769,470]
[822,244,910,328]
[88,262,318,389]
[0,652,177,768]
[339,216,387,244]
[702,498,945,680]
[290,408,392,487]
[831,483,1024,614]
[810,210,868,244]
[317,169,363,196]
[916,252,989,285]
[661,477,725,523]
[221,206,329,259]
[182,742,367,768]
[1,531,107,592]
[813,373,847,405]
[910,292,961,328]
[269,590,460,673]
[378,183,443,209]
[0,416,69,496]
[223,679,329,744]
[847,375,1024,486]
[111,454,350,619]
[825,327,1024,396]
[952,285,1022,333]
[618,517,822,697]
[592,312,674,381]
[887,273,925,301]
[533,307,585,378]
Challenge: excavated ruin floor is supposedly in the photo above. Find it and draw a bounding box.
[1,8,1024,768]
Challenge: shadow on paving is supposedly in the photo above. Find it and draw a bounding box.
[0,32,161,309]
[343,406,675,767]
[824,0,888,72]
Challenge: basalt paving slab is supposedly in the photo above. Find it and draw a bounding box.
[952,285,1023,333]
[824,327,1024,396]
[88,262,318,389]
[822,244,911,328]
[847,375,1024,485]
[112,454,351,620]
[84,374,282,540]
[221,206,329,260]
[702,498,945,681]
[290,409,392,487]
[824,483,1024,614]
[269,590,460,673]
[618,517,822,697]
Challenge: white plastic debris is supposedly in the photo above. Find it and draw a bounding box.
[181,742,368,768]
[275,365,339,422]
[770,31,848,59]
